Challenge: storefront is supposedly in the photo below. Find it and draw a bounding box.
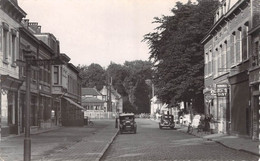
[61,97,85,126]
[229,71,250,137]
[1,75,23,137]
[248,25,260,140]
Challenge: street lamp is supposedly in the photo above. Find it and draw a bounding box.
[22,46,34,161]
[17,45,66,161]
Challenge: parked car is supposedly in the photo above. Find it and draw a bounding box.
[119,113,137,134]
[159,114,175,129]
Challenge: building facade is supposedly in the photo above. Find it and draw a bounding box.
[202,0,260,140]
[248,1,260,140]
[0,0,26,137]
[19,20,61,132]
[52,59,84,126]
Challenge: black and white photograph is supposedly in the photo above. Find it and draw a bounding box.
[0,0,259,160]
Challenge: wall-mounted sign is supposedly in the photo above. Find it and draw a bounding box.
[216,84,228,97]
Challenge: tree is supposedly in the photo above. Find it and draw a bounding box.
[77,63,106,90]
[143,0,219,113]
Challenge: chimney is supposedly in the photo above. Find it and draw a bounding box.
[23,19,29,28]
[28,22,39,33]
[36,26,41,34]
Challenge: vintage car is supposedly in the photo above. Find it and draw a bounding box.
[159,114,175,129]
[119,113,137,134]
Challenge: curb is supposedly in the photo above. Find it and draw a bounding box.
[178,129,260,157]
[96,128,119,161]
[238,149,260,157]
[215,141,260,157]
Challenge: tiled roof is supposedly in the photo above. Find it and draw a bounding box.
[82,88,101,96]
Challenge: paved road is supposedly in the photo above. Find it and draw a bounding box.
[102,119,259,161]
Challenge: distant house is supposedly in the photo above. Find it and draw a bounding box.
[82,87,105,118]
[99,86,123,113]
[82,86,123,119]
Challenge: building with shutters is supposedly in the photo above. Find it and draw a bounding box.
[202,0,260,140]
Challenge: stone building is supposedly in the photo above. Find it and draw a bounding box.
[202,0,260,140]
[0,0,26,137]
[248,1,260,140]
[19,20,61,132]
[52,58,84,126]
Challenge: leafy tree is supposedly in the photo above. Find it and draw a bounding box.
[133,79,150,113]
[106,63,129,96]
[77,63,106,90]
[143,0,219,113]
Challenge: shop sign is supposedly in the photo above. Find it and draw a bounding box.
[216,84,228,97]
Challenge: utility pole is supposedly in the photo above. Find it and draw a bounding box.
[109,77,112,112]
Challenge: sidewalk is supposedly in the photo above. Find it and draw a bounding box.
[0,119,119,161]
[177,124,260,157]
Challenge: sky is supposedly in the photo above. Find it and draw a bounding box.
[18,0,191,68]
[18,0,238,68]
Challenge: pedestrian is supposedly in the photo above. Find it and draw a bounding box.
[179,116,183,126]
[205,114,210,132]
[209,114,215,134]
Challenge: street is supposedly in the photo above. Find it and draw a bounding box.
[0,119,259,161]
[102,119,259,161]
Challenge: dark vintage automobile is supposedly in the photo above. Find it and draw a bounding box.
[159,114,175,129]
[119,113,137,134]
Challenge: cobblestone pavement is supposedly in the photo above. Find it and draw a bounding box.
[102,119,259,161]
[0,119,118,161]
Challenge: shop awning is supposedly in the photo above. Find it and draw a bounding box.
[63,97,86,111]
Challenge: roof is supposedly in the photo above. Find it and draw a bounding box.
[82,88,101,96]
[81,97,105,106]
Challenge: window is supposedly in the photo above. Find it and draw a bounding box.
[236,27,242,63]
[223,41,227,69]
[54,66,59,84]
[205,53,208,76]
[220,45,224,74]
[209,50,212,75]
[242,22,249,60]
[217,48,221,75]
[3,28,8,62]
[255,41,259,65]
[214,48,218,77]
[11,29,17,65]
[230,32,236,66]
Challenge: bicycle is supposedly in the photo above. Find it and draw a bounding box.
[88,119,94,127]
